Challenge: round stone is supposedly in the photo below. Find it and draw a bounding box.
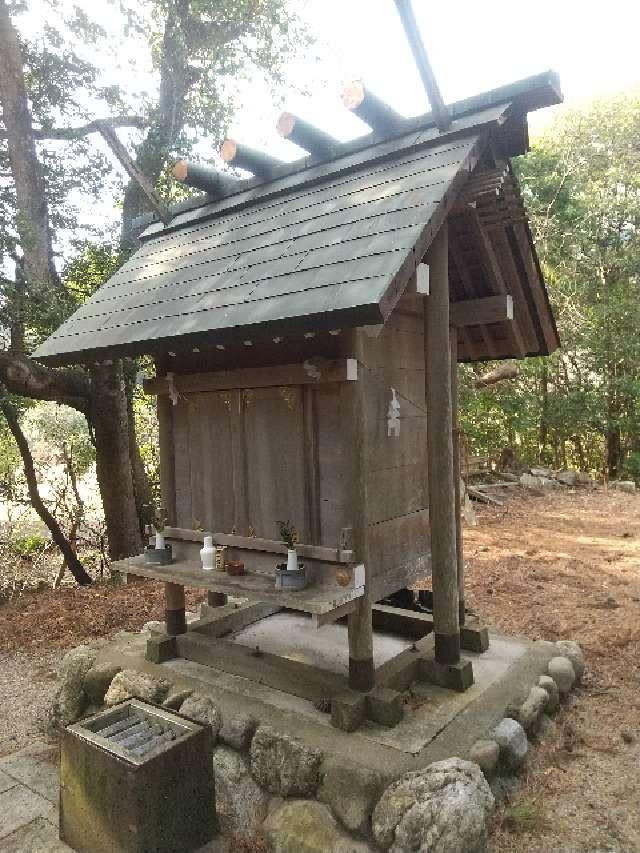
[518,686,548,734]
[469,739,500,777]
[547,656,576,695]
[537,675,560,713]
[554,640,585,682]
[492,717,528,770]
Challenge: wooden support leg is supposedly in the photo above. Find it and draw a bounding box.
[348,597,375,692]
[425,222,462,666]
[165,581,186,635]
[450,331,465,626]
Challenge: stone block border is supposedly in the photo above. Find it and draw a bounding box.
[49,637,585,852]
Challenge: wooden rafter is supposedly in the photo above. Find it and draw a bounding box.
[464,208,527,358]
[393,0,452,131]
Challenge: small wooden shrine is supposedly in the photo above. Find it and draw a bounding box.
[35,18,561,711]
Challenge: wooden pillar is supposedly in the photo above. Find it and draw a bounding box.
[165,581,186,635]
[157,394,177,526]
[342,366,374,692]
[425,222,461,665]
[450,331,465,625]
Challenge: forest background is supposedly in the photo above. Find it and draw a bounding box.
[0,0,638,585]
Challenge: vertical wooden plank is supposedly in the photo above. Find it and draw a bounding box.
[230,391,250,534]
[157,395,177,526]
[450,332,465,625]
[316,385,346,548]
[303,386,321,544]
[187,395,205,529]
[425,221,461,665]
[200,392,236,532]
[172,400,193,529]
[244,387,307,541]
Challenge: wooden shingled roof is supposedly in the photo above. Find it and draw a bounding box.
[34,72,561,366]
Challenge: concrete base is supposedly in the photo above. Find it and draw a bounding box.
[419,656,474,692]
[94,614,557,778]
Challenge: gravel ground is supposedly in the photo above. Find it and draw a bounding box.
[0,649,62,758]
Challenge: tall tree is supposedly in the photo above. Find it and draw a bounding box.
[0,0,308,566]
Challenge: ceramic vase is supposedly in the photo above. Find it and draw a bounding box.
[286,548,298,572]
[200,535,216,571]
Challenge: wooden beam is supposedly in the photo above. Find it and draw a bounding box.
[119,554,365,615]
[95,121,169,223]
[448,245,493,360]
[176,632,350,704]
[220,139,282,179]
[144,359,357,397]
[450,295,513,328]
[160,526,355,565]
[465,209,527,357]
[276,112,337,159]
[424,222,460,665]
[173,160,241,197]
[393,0,451,131]
[341,81,403,134]
[312,598,359,629]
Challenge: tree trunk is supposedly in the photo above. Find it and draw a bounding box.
[0,0,60,296]
[89,363,142,559]
[538,360,549,461]
[124,362,154,532]
[0,393,92,585]
[120,0,191,248]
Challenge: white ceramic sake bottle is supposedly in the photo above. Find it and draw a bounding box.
[200,535,216,571]
[286,548,298,572]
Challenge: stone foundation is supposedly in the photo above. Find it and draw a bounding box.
[50,634,585,852]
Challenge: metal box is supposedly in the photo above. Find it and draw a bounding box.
[60,699,215,853]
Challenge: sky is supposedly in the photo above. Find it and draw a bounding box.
[227,0,640,159]
[10,0,640,249]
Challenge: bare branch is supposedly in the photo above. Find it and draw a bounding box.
[0,115,148,142]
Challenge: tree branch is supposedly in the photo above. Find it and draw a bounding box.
[0,115,148,142]
[473,362,520,388]
[0,351,91,412]
[0,390,92,585]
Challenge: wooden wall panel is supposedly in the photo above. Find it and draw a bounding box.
[315,385,348,548]
[243,386,307,542]
[186,392,236,532]
[353,290,430,587]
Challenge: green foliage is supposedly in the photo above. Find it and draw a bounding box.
[463,92,640,478]
[277,519,298,549]
[503,800,545,833]
[22,401,94,475]
[10,532,46,557]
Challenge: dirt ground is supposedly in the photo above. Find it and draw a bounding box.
[0,488,639,851]
[464,489,640,853]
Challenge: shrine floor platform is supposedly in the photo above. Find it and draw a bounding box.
[93,606,557,777]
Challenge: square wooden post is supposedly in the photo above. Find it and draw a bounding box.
[165,581,187,635]
[424,222,462,666]
[450,331,465,625]
[342,359,374,693]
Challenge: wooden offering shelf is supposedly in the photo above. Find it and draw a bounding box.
[113,554,365,617]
